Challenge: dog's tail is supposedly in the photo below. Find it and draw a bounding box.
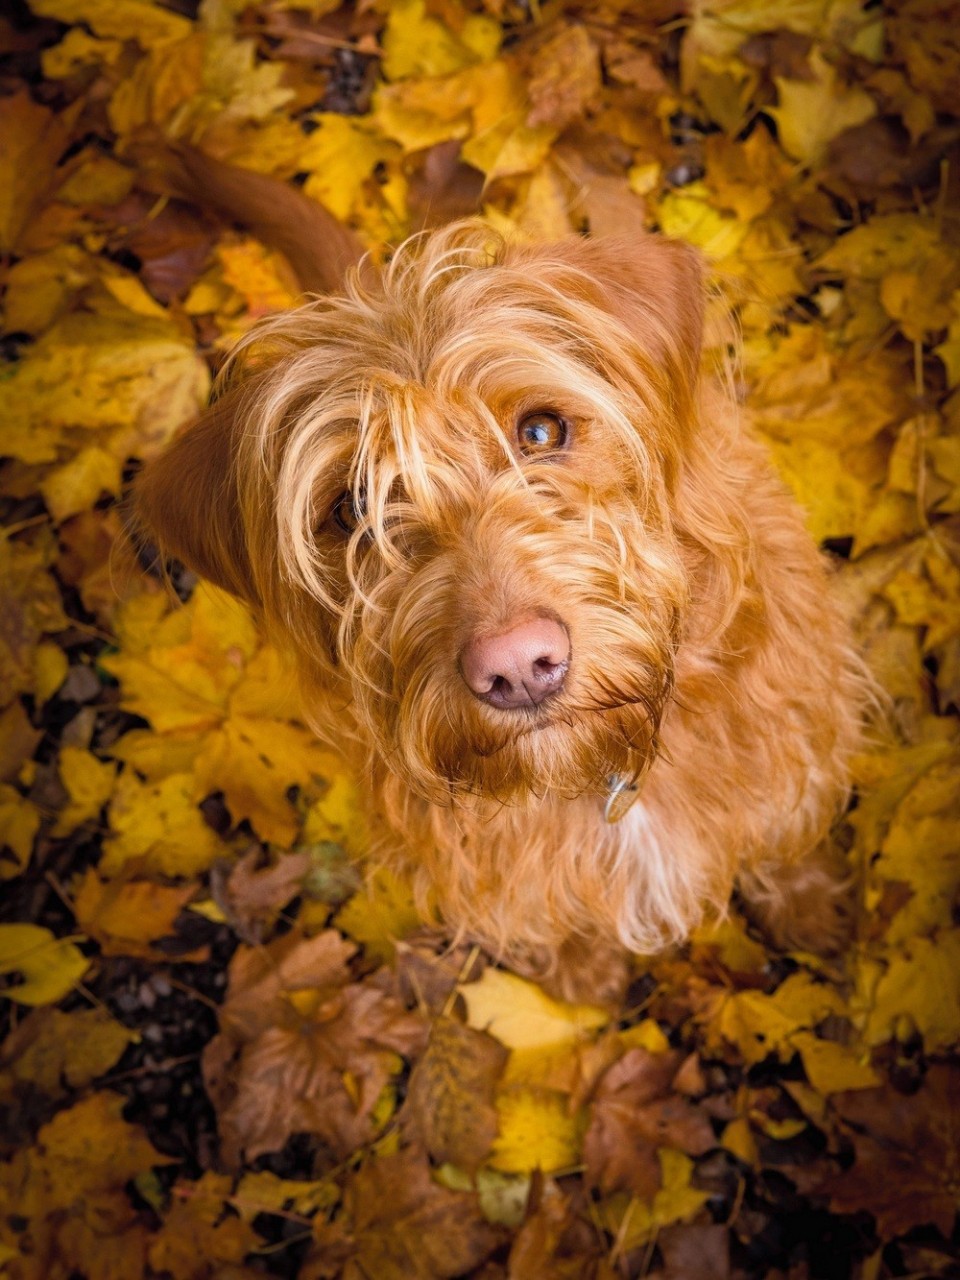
[129,132,365,295]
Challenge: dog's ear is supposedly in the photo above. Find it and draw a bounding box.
[599,235,701,381]
[512,233,704,389]
[133,384,260,606]
[587,234,704,386]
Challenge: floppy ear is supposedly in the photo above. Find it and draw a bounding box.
[510,232,704,391]
[591,234,704,386]
[133,384,261,606]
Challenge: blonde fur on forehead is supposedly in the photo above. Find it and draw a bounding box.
[214,221,701,601]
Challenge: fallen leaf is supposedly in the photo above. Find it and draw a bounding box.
[405,1016,509,1172]
[0,1006,136,1103]
[583,1049,715,1197]
[823,1064,960,1238]
[0,90,73,252]
[73,872,197,958]
[310,1146,503,1280]
[0,923,89,1006]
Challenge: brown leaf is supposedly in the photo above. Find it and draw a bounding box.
[211,845,311,942]
[147,1173,259,1280]
[658,1223,730,1280]
[44,1188,150,1280]
[523,24,602,131]
[507,1176,602,1280]
[211,960,426,1164]
[100,190,216,303]
[310,1147,504,1280]
[823,1063,960,1238]
[218,928,356,1041]
[583,1049,716,1197]
[0,90,75,252]
[384,932,485,1014]
[0,698,41,784]
[405,1015,508,1172]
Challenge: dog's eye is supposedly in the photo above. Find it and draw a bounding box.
[331,490,364,535]
[517,411,569,457]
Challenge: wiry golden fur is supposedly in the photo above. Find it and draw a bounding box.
[137,218,869,997]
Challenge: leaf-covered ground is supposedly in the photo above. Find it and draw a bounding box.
[1,2,959,1277]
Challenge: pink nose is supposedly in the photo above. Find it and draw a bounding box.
[460,616,570,710]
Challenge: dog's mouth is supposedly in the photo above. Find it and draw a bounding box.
[418,684,667,805]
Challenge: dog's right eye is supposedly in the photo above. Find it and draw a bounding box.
[517,411,569,457]
[331,490,364,535]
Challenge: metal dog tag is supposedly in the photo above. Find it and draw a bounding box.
[604,773,642,823]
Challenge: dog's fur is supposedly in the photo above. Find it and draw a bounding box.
[136,196,868,997]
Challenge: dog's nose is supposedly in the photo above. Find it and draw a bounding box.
[460,617,570,710]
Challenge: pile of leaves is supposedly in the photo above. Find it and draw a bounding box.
[1,1,959,1277]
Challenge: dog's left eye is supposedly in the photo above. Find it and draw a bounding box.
[331,490,364,534]
[517,411,569,457]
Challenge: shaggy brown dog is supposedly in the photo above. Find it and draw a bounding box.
[136,173,868,998]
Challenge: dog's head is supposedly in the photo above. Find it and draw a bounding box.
[136,222,714,804]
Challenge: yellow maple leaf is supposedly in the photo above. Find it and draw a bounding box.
[41,26,123,79]
[872,759,960,942]
[32,641,68,704]
[2,312,209,466]
[107,33,204,135]
[5,1091,174,1223]
[0,923,89,1006]
[658,182,747,261]
[103,585,257,733]
[0,785,41,879]
[488,1086,581,1174]
[30,0,191,46]
[860,932,960,1050]
[770,49,876,163]
[0,1006,136,1103]
[818,213,943,280]
[0,535,69,698]
[335,866,423,963]
[712,973,846,1064]
[191,714,338,847]
[233,1170,339,1221]
[790,1032,879,1094]
[300,115,399,224]
[2,243,95,335]
[217,239,299,318]
[619,1019,672,1055]
[883,549,960,650]
[600,1149,710,1249]
[459,968,609,1087]
[73,871,198,958]
[381,0,500,81]
[40,445,124,524]
[109,728,201,780]
[101,769,223,877]
[53,746,117,837]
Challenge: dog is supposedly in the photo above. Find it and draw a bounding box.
[134,155,868,999]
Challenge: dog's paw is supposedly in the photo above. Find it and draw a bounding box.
[531,935,631,1008]
[740,852,856,958]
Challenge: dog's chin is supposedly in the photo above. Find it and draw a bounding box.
[401,700,662,808]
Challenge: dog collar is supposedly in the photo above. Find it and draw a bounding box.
[604,773,642,823]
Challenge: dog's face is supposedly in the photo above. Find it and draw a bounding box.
[136,224,706,806]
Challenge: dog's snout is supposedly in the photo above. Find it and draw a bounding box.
[460,617,570,710]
